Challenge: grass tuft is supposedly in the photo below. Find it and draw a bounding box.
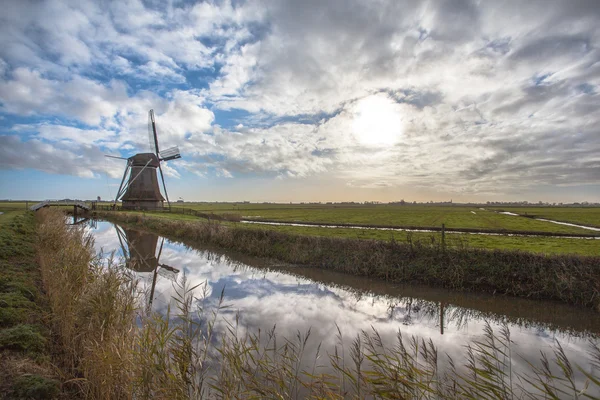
[11,374,60,400]
[0,324,45,354]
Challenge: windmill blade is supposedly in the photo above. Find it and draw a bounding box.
[157,265,179,281]
[148,110,155,154]
[156,237,164,262]
[116,158,152,200]
[114,224,129,259]
[157,162,171,210]
[105,154,128,160]
[148,267,159,309]
[159,146,181,161]
[114,160,132,206]
[148,109,160,156]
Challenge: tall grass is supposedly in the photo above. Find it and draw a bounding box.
[98,211,600,310]
[37,209,599,399]
[37,208,137,398]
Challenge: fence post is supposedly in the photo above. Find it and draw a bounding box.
[441,223,446,251]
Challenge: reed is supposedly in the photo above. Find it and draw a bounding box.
[36,209,600,399]
[98,211,600,310]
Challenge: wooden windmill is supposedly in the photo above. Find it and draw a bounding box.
[107,110,181,210]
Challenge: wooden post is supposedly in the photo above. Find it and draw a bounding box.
[441,223,446,251]
[73,205,78,222]
[25,201,28,210]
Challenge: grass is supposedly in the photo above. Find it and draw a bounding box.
[489,206,600,228]
[33,208,600,399]
[98,211,600,309]
[121,210,600,256]
[0,324,46,353]
[11,374,60,400]
[0,211,62,398]
[177,203,600,235]
[8,200,600,233]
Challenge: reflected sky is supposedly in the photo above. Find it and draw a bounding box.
[89,220,600,396]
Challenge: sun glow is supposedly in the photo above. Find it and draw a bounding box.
[351,94,404,146]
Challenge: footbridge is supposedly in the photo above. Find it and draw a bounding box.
[30,200,91,212]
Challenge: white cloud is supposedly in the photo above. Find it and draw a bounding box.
[0,68,128,124]
[0,0,599,199]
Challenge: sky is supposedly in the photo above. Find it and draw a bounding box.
[0,0,599,203]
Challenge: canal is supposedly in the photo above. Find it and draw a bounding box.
[89,220,599,396]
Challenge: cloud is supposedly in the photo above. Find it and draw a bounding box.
[0,68,129,124]
[0,135,123,178]
[0,0,599,200]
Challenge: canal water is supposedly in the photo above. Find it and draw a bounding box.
[89,220,599,395]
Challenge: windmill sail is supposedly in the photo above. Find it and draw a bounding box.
[149,109,160,156]
[159,146,181,161]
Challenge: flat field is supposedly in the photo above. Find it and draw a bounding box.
[488,206,600,228]
[136,210,600,256]
[5,201,599,255]
[181,203,598,235]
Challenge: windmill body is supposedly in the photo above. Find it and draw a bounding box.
[121,153,165,210]
[108,110,181,210]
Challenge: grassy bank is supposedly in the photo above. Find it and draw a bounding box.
[35,208,600,399]
[98,211,600,310]
[0,211,61,399]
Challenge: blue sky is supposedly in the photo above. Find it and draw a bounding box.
[0,0,599,203]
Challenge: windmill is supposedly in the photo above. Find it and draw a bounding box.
[107,110,181,210]
[115,225,180,308]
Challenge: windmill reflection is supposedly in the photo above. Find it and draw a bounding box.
[114,225,179,308]
[70,215,96,228]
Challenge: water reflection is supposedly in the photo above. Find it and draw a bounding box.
[69,214,96,227]
[114,225,180,307]
[90,221,599,394]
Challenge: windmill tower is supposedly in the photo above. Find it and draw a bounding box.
[108,110,181,210]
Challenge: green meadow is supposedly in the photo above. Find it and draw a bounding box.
[488,206,600,228]
[126,208,599,256]
[180,203,599,235]
[3,201,599,255]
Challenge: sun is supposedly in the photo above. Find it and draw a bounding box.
[351,94,404,146]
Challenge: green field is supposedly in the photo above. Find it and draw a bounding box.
[130,211,599,256]
[488,206,600,228]
[179,203,598,235]
[0,203,31,212]
[5,201,599,255]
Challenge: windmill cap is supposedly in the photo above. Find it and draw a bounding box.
[128,153,160,167]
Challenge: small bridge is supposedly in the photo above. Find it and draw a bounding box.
[30,200,91,212]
